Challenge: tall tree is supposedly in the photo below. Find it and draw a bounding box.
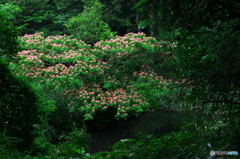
[65,0,115,44]
[0,3,40,152]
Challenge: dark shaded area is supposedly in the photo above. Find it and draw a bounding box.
[85,107,118,131]
[0,62,40,151]
[87,111,189,154]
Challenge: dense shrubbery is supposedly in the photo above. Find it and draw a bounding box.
[1,1,239,158]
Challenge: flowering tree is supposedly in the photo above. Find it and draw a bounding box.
[92,32,176,109]
[11,32,174,123]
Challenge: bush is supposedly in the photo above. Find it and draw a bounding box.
[0,60,40,152]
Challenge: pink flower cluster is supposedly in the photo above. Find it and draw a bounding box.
[63,84,149,119]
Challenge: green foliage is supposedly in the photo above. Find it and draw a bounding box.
[93,32,175,77]
[0,132,24,158]
[0,3,21,59]
[136,0,240,152]
[65,0,116,44]
[136,0,240,105]
[12,32,174,124]
[2,0,239,157]
[0,3,41,153]
[93,32,178,110]
[0,2,21,19]
[1,0,84,36]
[9,33,182,155]
[1,0,148,38]
[101,0,144,35]
[90,115,238,159]
[33,123,91,158]
[0,125,91,159]
[0,60,41,152]
[175,27,240,111]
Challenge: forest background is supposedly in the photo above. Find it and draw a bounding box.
[0,0,239,158]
